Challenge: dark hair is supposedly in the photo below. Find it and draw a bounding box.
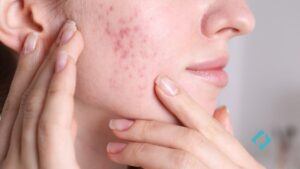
[0,43,17,115]
[127,166,141,169]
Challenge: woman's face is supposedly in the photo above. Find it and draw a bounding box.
[63,0,255,123]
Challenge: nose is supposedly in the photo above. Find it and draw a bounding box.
[201,0,256,39]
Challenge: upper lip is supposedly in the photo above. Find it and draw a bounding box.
[186,56,229,71]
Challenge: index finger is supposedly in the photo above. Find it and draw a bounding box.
[154,75,261,168]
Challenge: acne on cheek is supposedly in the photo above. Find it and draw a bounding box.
[101,4,159,96]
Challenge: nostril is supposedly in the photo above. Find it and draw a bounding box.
[217,27,240,34]
[215,27,241,39]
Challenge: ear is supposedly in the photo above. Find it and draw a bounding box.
[0,0,66,53]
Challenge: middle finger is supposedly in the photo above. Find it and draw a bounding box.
[109,119,237,169]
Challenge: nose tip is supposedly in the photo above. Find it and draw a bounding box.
[202,1,256,39]
[234,8,256,35]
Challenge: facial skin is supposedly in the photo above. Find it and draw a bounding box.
[0,0,255,168]
[66,0,255,122]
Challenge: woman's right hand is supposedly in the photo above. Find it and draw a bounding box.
[0,20,84,169]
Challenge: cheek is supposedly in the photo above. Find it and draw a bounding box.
[101,4,162,97]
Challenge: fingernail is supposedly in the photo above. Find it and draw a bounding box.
[23,32,39,54]
[107,142,127,153]
[155,76,179,96]
[221,106,234,135]
[223,106,230,114]
[109,119,134,131]
[55,51,69,73]
[57,20,77,46]
[216,105,228,113]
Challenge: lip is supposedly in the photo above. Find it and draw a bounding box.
[186,57,229,88]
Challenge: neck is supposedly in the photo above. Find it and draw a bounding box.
[73,98,128,169]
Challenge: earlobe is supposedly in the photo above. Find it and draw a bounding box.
[0,0,43,53]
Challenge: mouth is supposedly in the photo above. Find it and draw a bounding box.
[185,56,229,88]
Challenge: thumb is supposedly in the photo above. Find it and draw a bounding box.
[213,106,234,135]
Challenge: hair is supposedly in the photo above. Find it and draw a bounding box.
[0,43,17,115]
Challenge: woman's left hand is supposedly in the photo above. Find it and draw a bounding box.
[106,75,265,169]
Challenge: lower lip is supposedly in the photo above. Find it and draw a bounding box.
[187,69,228,88]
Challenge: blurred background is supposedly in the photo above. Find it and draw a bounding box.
[218,0,300,168]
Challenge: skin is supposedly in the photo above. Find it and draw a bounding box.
[0,0,262,168]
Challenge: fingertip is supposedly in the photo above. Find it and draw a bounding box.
[22,32,39,55]
[214,106,234,135]
[59,31,84,62]
[55,51,69,73]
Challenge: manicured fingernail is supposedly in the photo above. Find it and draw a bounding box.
[23,32,39,54]
[107,142,127,153]
[55,51,68,73]
[155,76,179,96]
[109,119,134,131]
[57,20,77,46]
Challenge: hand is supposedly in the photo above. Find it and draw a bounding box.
[107,76,265,169]
[0,20,84,169]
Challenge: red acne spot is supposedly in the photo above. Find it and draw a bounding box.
[121,50,130,59]
[119,27,131,39]
[106,6,114,16]
[114,39,123,52]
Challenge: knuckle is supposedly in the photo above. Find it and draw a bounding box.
[47,85,62,97]
[183,128,198,140]
[133,143,147,155]
[20,94,40,121]
[37,122,54,142]
[183,128,206,146]
[201,119,221,140]
[47,83,72,99]
[172,151,193,169]
[130,143,147,162]
[137,120,158,140]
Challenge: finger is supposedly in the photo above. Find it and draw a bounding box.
[20,20,83,169]
[107,142,207,169]
[0,32,43,161]
[37,44,81,169]
[110,119,239,169]
[154,75,223,139]
[5,20,81,167]
[154,75,260,167]
[213,106,234,135]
